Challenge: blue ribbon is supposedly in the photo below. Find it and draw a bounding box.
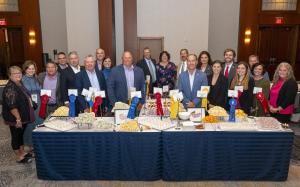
[88,99,94,110]
[229,98,237,122]
[127,96,140,119]
[69,94,76,117]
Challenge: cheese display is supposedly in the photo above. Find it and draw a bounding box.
[93,119,114,130]
[112,102,130,112]
[142,99,185,116]
[52,106,69,117]
[208,106,228,117]
[235,109,247,118]
[44,119,77,131]
[218,122,257,131]
[0,80,8,86]
[202,115,219,123]
[74,112,96,124]
[118,120,140,132]
[138,117,175,130]
[255,117,282,130]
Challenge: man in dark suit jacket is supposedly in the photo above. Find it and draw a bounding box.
[60,51,84,105]
[107,51,145,106]
[136,47,157,93]
[56,52,68,73]
[221,48,237,86]
[75,55,107,113]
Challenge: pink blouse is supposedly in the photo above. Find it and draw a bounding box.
[269,79,294,114]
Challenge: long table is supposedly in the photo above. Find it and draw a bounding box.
[33,128,294,181]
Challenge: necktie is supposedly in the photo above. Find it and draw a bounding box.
[180,62,185,74]
[225,65,229,78]
[147,60,156,83]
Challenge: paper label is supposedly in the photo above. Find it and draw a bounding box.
[197,90,208,98]
[95,90,106,98]
[89,87,98,93]
[200,86,210,93]
[31,94,38,103]
[169,89,179,97]
[153,87,163,94]
[234,86,243,92]
[41,89,51,97]
[253,87,263,94]
[146,75,150,82]
[81,88,89,96]
[68,89,78,96]
[228,90,238,98]
[163,85,169,93]
[131,91,142,98]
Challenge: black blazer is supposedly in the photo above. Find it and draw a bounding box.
[276,78,298,109]
[136,58,157,91]
[60,66,85,103]
[238,77,255,115]
[222,62,237,87]
[207,74,228,109]
[2,80,33,125]
[75,69,107,112]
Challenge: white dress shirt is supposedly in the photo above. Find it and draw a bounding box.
[71,65,81,74]
[188,70,196,91]
[86,70,100,91]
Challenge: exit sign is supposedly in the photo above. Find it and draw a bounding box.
[0,18,7,26]
[275,17,284,24]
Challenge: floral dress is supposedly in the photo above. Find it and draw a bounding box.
[156,62,177,90]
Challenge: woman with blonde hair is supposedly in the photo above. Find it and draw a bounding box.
[269,62,298,123]
[230,61,254,114]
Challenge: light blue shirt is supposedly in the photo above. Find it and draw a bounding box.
[123,65,134,89]
[86,70,100,91]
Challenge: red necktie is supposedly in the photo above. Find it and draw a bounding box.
[225,65,229,78]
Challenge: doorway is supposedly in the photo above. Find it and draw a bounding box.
[0,27,24,79]
[257,25,298,80]
[137,37,164,63]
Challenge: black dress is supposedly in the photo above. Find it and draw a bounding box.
[207,74,228,109]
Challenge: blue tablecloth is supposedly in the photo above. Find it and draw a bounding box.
[33,131,162,180]
[162,131,294,181]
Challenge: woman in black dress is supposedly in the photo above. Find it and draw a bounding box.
[207,60,228,109]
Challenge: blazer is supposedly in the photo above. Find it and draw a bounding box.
[37,72,62,106]
[136,58,157,92]
[75,69,107,112]
[107,64,145,106]
[237,77,255,115]
[178,70,208,108]
[222,62,237,87]
[60,66,85,103]
[207,74,228,109]
[275,78,298,109]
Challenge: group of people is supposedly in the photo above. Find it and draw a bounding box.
[1,47,298,163]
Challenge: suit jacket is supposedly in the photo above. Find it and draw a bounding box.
[207,74,228,109]
[75,69,107,112]
[107,64,145,106]
[136,58,157,92]
[222,62,237,87]
[178,70,208,108]
[237,77,255,115]
[37,72,62,106]
[60,66,85,103]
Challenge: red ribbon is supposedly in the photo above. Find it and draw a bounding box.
[155,93,164,116]
[256,92,269,114]
[39,95,49,119]
[92,96,103,116]
[235,91,242,109]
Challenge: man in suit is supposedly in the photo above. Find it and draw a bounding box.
[56,52,68,73]
[38,61,62,115]
[178,54,208,108]
[75,55,107,113]
[222,48,237,86]
[136,47,157,93]
[95,48,105,71]
[248,55,270,80]
[177,49,189,78]
[107,51,145,106]
[60,51,84,106]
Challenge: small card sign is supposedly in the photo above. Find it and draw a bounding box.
[89,87,98,93]
[95,90,106,98]
[153,87,163,94]
[197,90,208,98]
[187,108,205,122]
[234,86,243,92]
[68,89,78,96]
[146,75,151,82]
[200,86,210,93]
[253,87,263,94]
[228,90,238,98]
[114,109,129,125]
[131,91,142,98]
[169,89,179,97]
[82,88,89,96]
[173,92,184,101]
[41,89,51,97]
[163,85,169,93]
[31,94,38,103]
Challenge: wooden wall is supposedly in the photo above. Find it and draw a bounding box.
[0,0,43,71]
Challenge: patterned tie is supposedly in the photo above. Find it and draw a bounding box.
[225,65,229,78]
[147,60,156,83]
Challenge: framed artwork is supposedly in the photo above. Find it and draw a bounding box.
[0,0,19,12]
[187,108,205,122]
[114,109,129,124]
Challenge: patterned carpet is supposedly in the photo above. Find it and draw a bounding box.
[1,117,300,187]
